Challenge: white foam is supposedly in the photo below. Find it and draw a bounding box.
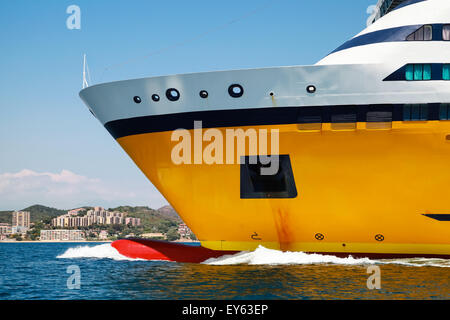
[56,243,143,261]
[203,246,376,266]
[203,246,450,267]
[379,257,450,268]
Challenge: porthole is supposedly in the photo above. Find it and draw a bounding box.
[133,96,142,104]
[151,94,160,102]
[166,88,180,102]
[199,90,208,99]
[306,85,316,94]
[228,84,244,98]
[269,92,274,97]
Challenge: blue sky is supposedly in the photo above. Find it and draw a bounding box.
[0,0,376,210]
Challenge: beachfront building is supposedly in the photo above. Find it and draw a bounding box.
[12,211,30,229]
[40,229,85,241]
[98,230,109,240]
[125,217,141,226]
[51,207,139,228]
[0,223,12,240]
[177,223,192,238]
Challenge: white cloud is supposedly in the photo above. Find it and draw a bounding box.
[0,169,166,210]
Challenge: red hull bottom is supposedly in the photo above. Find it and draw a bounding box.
[111,239,239,263]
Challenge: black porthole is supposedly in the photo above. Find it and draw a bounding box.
[166,88,180,101]
[375,234,385,242]
[133,96,142,104]
[269,92,274,97]
[306,85,316,94]
[199,90,208,99]
[151,94,160,102]
[228,84,244,98]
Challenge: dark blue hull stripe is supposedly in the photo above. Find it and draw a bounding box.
[104,103,446,139]
[423,214,450,221]
[393,0,427,11]
[328,24,445,56]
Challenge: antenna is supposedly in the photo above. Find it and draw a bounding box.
[82,54,91,89]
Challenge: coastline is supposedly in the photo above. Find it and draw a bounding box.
[0,240,112,243]
[0,239,200,244]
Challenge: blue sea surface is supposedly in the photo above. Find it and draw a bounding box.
[0,242,448,300]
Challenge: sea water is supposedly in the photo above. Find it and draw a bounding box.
[0,242,448,300]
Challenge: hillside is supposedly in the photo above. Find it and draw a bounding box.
[0,211,13,224]
[23,205,67,223]
[157,205,182,221]
[0,204,184,235]
[0,205,66,224]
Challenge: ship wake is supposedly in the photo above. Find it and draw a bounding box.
[57,243,144,261]
[202,246,450,267]
[56,243,450,267]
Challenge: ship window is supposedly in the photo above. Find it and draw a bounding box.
[133,96,142,104]
[240,155,297,199]
[406,64,431,81]
[406,64,414,80]
[443,25,450,41]
[331,106,356,130]
[406,25,433,41]
[443,64,450,80]
[414,64,423,80]
[166,88,180,101]
[366,108,393,130]
[228,84,244,98]
[440,104,450,120]
[423,64,432,80]
[403,104,428,121]
[297,107,322,131]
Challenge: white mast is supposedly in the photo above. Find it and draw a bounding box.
[82,54,90,89]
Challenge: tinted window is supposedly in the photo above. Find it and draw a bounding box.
[424,25,432,41]
[405,64,431,81]
[406,64,414,80]
[443,25,450,41]
[440,104,450,120]
[414,64,423,80]
[366,105,393,129]
[297,107,322,131]
[403,104,428,121]
[331,106,357,130]
[406,25,432,41]
[443,64,450,80]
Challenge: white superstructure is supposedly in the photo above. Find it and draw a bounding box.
[80,0,450,130]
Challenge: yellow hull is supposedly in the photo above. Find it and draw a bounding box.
[117,121,450,257]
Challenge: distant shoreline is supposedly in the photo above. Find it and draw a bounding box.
[0,239,200,244]
[0,240,112,243]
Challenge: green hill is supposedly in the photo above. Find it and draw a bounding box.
[0,205,66,224]
[0,204,184,236]
[0,211,13,224]
[22,205,67,223]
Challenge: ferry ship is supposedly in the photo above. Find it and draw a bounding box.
[80,0,450,259]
